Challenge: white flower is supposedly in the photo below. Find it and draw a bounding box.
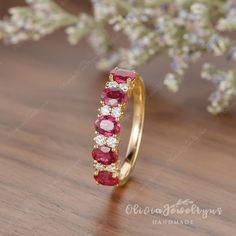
[164,73,179,92]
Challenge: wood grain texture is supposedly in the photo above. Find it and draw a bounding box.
[0,1,235,236]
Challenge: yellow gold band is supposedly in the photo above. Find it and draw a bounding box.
[118,76,145,186]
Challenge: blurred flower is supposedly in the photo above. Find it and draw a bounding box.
[202,64,236,114]
[0,0,236,114]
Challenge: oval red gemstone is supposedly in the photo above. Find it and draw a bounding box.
[92,146,118,165]
[111,68,136,83]
[94,171,119,186]
[101,88,128,107]
[95,115,120,136]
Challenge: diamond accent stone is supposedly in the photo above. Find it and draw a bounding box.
[107,81,118,88]
[94,162,117,173]
[119,83,129,92]
[94,134,106,146]
[95,163,104,171]
[100,105,110,115]
[111,107,122,118]
[106,136,118,148]
[105,165,116,172]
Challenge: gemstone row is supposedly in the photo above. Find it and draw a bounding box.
[92,67,136,186]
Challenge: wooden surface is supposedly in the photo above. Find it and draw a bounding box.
[0,2,236,236]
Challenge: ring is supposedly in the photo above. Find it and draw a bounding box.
[92,67,145,186]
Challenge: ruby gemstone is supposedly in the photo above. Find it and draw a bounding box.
[111,68,136,83]
[94,171,119,186]
[101,88,128,107]
[95,115,120,136]
[92,146,118,165]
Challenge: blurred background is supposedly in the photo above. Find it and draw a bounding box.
[0,1,235,236]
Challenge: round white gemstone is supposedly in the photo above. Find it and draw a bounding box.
[95,163,104,171]
[94,135,106,146]
[100,105,110,115]
[119,83,129,92]
[95,163,115,172]
[111,107,122,118]
[106,136,118,148]
[107,81,118,88]
[106,165,115,172]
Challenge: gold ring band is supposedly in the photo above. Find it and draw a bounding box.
[92,67,145,187]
